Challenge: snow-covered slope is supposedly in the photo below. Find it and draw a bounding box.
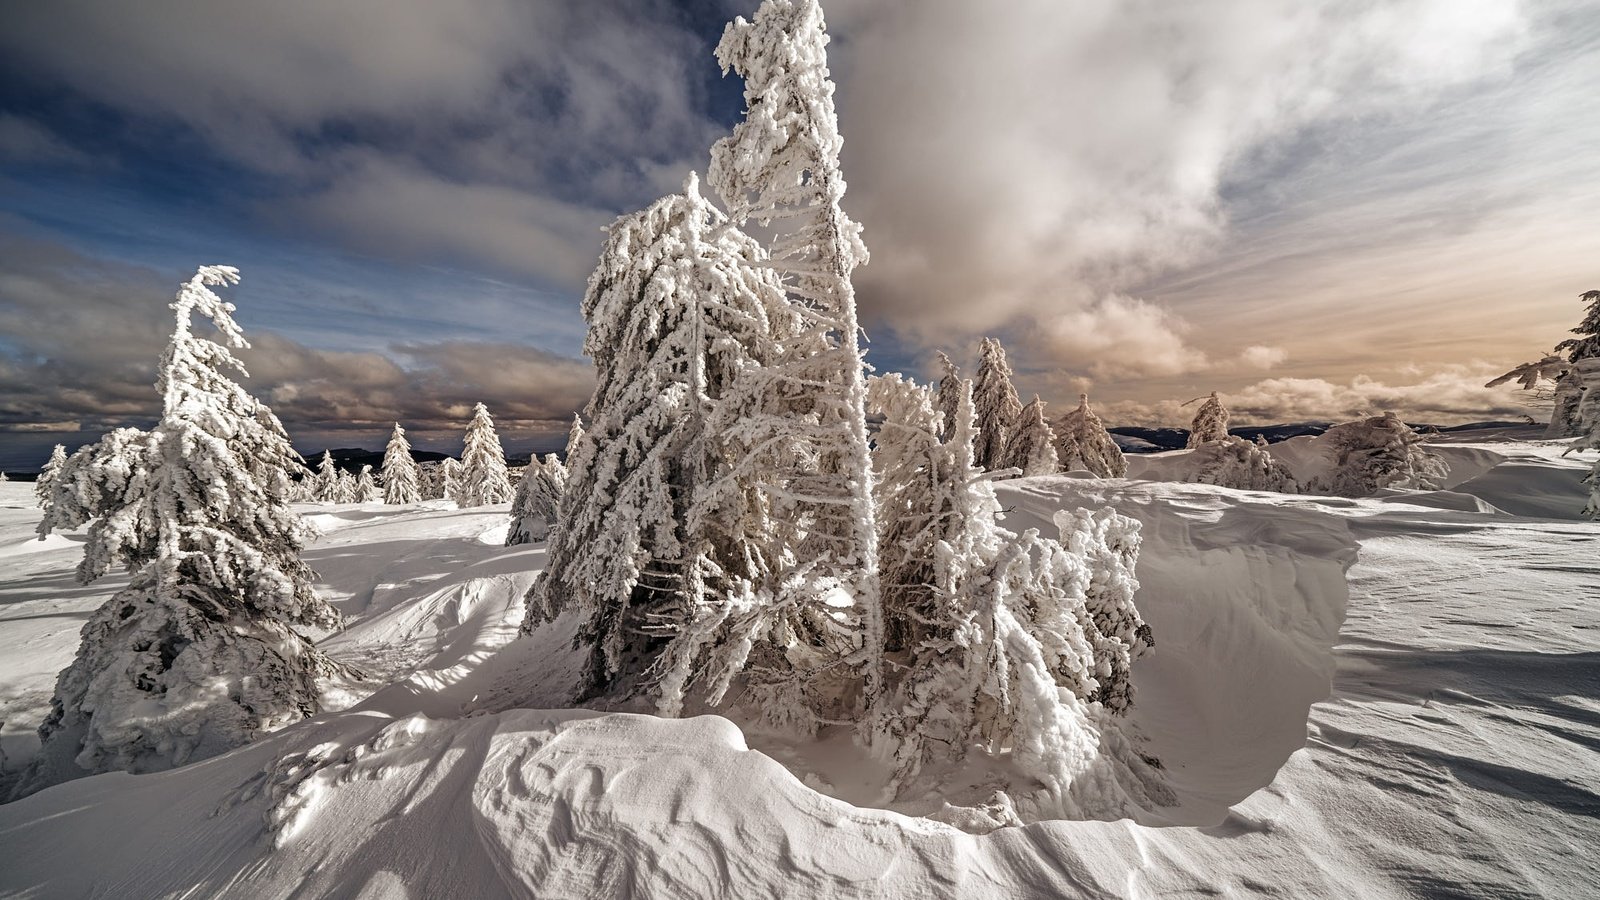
[1,447,1597,897]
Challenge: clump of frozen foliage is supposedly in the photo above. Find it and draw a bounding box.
[1308,412,1448,497]
[456,403,513,507]
[381,423,422,505]
[1187,435,1299,493]
[1186,391,1230,448]
[17,266,346,799]
[866,374,1156,818]
[1006,395,1059,476]
[34,442,67,511]
[933,351,965,441]
[1054,394,1127,478]
[972,337,1023,471]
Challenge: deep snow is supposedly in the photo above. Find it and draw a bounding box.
[0,440,1596,898]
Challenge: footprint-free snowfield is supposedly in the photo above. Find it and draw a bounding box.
[2,440,1595,899]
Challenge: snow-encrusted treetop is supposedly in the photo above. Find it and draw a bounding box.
[1007,394,1059,477]
[35,443,67,511]
[1186,391,1230,448]
[457,403,513,507]
[1054,394,1127,478]
[1555,289,1600,363]
[381,423,421,505]
[972,337,1023,471]
[934,351,964,440]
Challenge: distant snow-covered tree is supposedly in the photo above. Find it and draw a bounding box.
[933,351,965,441]
[708,0,885,721]
[329,468,357,504]
[972,338,1023,471]
[17,266,345,799]
[456,403,513,507]
[353,465,380,503]
[1186,391,1230,448]
[506,455,568,546]
[1006,395,1059,476]
[435,457,462,503]
[34,443,67,511]
[1054,394,1127,478]
[381,423,422,505]
[1185,435,1299,493]
[313,451,338,503]
[1309,412,1447,497]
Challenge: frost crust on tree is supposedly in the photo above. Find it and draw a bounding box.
[1307,412,1448,497]
[1054,394,1127,478]
[34,443,67,513]
[381,423,422,505]
[456,403,513,507]
[1187,436,1299,493]
[1006,395,1060,476]
[972,338,1023,471]
[1186,392,1231,448]
[17,266,346,799]
[1489,289,1599,437]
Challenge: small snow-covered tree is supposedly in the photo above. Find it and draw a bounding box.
[1054,394,1127,478]
[506,455,568,546]
[435,457,462,503]
[972,337,1023,470]
[18,266,345,798]
[329,468,357,504]
[934,351,965,441]
[1309,412,1447,497]
[709,0,885,719]
[1006,395,1059,476]
[313,451,338,503]
[353,465,380,503]
[381,423,421,505]
[457,403,513,507]
[1186,391,1230,448]
[1186,435,1299,493]
[34,443,67,511]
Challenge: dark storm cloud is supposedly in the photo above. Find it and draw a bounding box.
[0,230,593,445]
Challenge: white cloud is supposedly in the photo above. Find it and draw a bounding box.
[1241,345,1288,370]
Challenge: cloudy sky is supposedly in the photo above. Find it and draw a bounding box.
[1,0,1596,469]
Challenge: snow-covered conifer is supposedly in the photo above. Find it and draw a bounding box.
[17,266,345,798]
[456,403,513,507]
[527,174,801,718]
[708,0,884,718]
[381,423,421,505]
[1489,289,1600,437]
[436,457,462,503]
[1006,395,1059,476]
[1186,436,1298,493]
[1186,391,1230,448]
[314,451,338,503]
[1054,394,1127,478]
[354,465,379,503]
[972,337,1023,470]
[933,351,964,441]
[507,455,568,546]
[329,468,356,504]
[34,443,67,510]
[1309,412,1448,497]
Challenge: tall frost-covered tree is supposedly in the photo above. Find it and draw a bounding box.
[18,266,345,798]
[934,351,965,441]
[972,337,1024,470]
[1186,391,1230,447]
[381,423,422,505]
[314,451,338,503]
[35,443,67,511]
[435,457,462,503]
[708,0,885,717]
[525,175,797,715]
[1054,394,1127,478]
[1007,395,1060,476]
[1309,412,1447,497]
[457,403,513,507]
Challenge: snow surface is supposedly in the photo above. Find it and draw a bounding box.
[1,442,1597,897]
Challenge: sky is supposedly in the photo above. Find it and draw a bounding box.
[1,0,1597,470]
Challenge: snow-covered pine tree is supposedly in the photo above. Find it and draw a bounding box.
[456,403,513,507]
[353,465,379,503]
[436,457,462,503]
[867,376,1155,815]
[506,455,568,546]
[525,174,799,718]
[972,337,1024,471]
[34,443,67,511]
[1054,394,1127,478]
[330,468,357,504]
[1185,435,1298,492]
[17,266,346,798]
[934,351,965,441]
[1006,395,1060,476]
[1186,391,1230,448]
[381,423,422,505]
[708,0,885,721]
[1309,412,1448,497]
[314,451,338,503]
